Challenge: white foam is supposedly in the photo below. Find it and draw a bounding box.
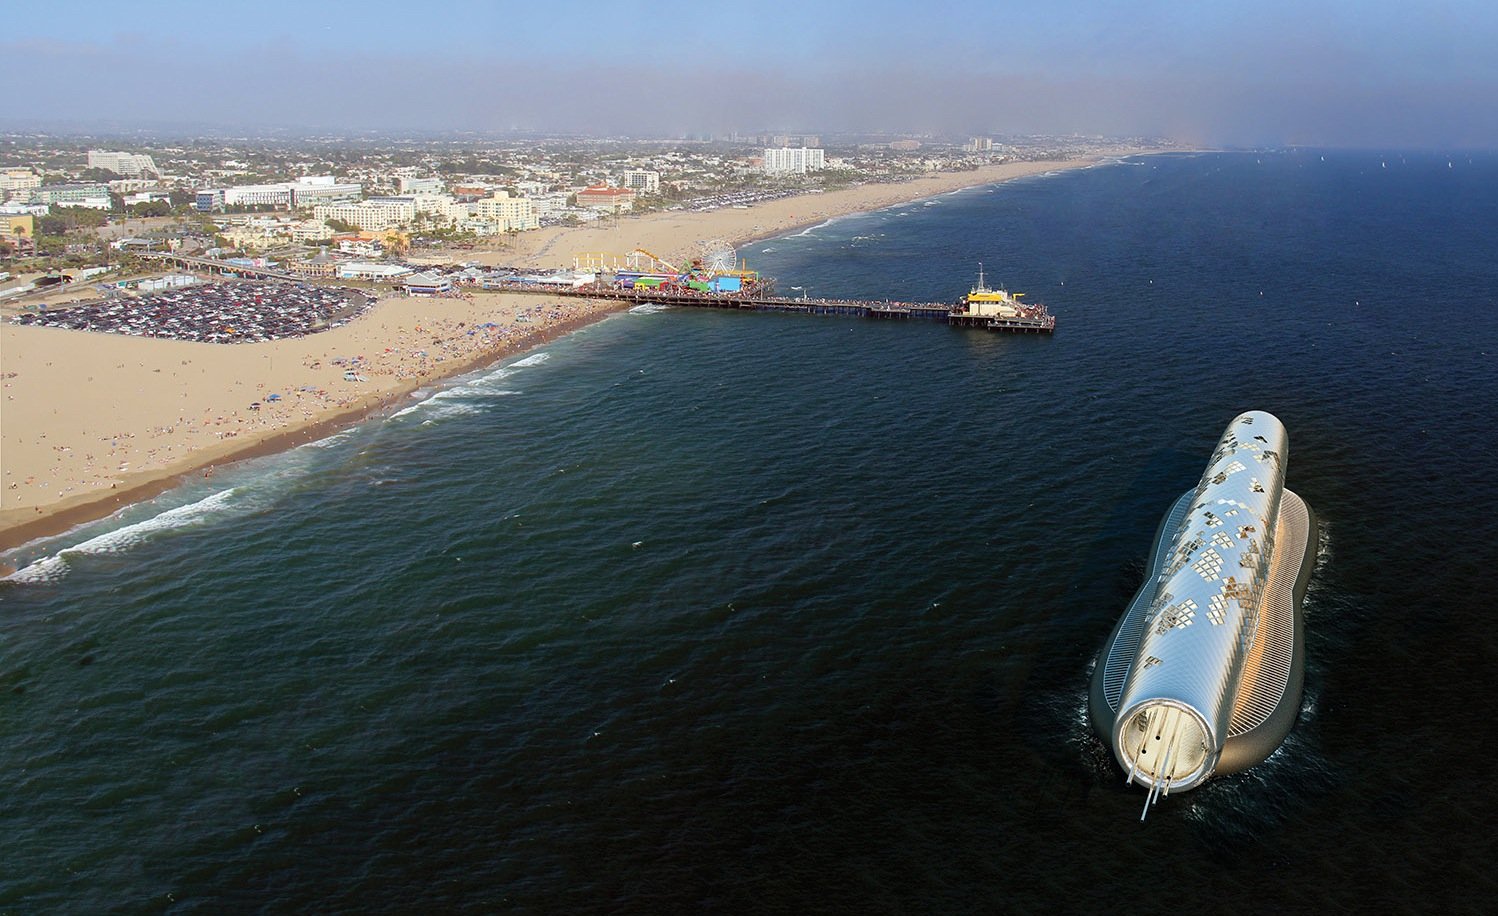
[304,430,353,449]
[391,383,485,419]
[417,402,484,422]
[792,218,834,237]
[4,488,240,584]
[629,303,672,315]
[4,554,69,584]
[389,354,550,422]
[509,352,550,368]
[74,489,238,556]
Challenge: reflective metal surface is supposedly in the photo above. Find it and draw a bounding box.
[1113,411,1289,795]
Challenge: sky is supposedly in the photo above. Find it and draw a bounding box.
[4,0,1497,147]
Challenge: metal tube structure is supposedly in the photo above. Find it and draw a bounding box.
[1089,411,1318,804]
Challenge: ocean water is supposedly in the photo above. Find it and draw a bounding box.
[4,151,1498,912]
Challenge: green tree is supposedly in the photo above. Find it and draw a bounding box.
[38,206,109,235]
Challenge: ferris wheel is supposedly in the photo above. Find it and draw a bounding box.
[695,238,737,274]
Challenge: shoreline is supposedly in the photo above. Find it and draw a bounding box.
[730,167,1057,247]
[0,301,632,555]
[490,154,1138,272]
[1,152,1147,557]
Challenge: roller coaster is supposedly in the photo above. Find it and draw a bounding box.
[573,246,772,296]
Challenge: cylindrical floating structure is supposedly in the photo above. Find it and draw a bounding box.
[1089,411,1317,806]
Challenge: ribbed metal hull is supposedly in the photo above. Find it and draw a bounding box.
[1087,412,1317,797]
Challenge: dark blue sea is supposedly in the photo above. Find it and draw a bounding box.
[4,150,1498,913]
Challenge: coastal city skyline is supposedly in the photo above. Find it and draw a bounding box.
[5,0,1498,146]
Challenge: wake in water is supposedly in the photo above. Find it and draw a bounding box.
[1067,524,1339,829]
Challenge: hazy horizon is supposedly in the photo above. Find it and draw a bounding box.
[5,0,1498,148]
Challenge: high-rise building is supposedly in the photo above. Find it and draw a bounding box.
[762,147,825,175]
[618,170,660,193]
[965,137,995,152]
[87,150,159,178]
[471,191,539,231]
[313,199,417,232]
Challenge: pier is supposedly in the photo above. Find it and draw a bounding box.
[489,283,1057,333]
[125,251,1055,333]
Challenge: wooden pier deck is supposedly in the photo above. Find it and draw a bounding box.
[127,252,1054,332]
[493,283,1056,333]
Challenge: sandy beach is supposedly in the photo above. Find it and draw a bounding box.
[0,153,1129,550]
[0,293,627,550]
[451,156,1124,271]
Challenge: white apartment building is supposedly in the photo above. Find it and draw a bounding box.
[471,192,538,232]
[223,183,294,208]
[762,147,826,175]
[87,150,159,177]
[618,170,660,193]
[0,169,42,201]
[290,176,363,205]
[529,192,572,217]
[194,177,360,212]
[313,199,416,231]
[408,194,467,223]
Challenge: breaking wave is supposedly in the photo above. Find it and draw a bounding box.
[4,489,241,584]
